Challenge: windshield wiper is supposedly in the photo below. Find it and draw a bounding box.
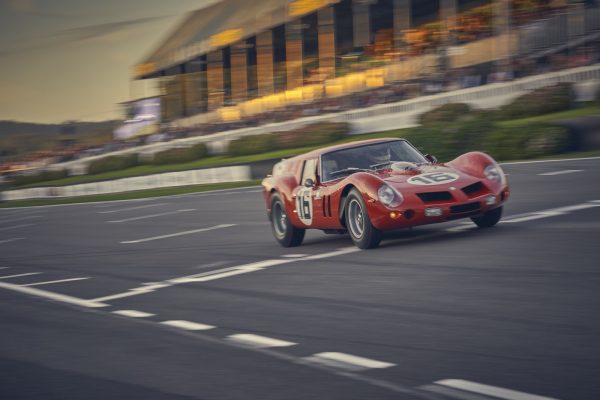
[369,161,394,170]
[329,167,366,177]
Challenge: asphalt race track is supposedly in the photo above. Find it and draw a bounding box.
[1,157,599,400]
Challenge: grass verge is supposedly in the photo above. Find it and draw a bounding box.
[0,180,261,208]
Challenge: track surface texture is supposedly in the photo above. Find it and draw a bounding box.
[1,157,599,400]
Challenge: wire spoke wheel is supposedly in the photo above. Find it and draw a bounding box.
[347,199,365,239]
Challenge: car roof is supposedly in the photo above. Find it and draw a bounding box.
[289,138,404,161]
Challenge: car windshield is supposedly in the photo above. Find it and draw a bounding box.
[321,140,427,182]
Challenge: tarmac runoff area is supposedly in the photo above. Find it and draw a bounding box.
[0,157,599,400]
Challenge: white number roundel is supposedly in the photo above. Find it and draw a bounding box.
[407,172,459,185]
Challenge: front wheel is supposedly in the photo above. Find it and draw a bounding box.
[270,193,305,247]
[471,206,503,228]
[345,189,382,249]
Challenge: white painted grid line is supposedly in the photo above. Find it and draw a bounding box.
[120,224,237,244]
[161,320,216,331]
[98,203,168,214]
[0,238,24,245]
[227,334,297,348]
[434,379,559,400]
[0,281,107,308]
[108,209,196,223]
[0,224,35,231]
[538,169,583,176]
[112,310,155,318]
[91,247,361,302]
[21,277,90,287]
[282,254,309,258]
[0,272,42,280]
[305,352,396,371]
[502,201,600,224]
[0,215,42,224]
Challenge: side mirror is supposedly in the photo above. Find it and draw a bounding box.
[304,178,315,188]
[425,154,438,164]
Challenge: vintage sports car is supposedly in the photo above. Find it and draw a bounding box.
[262,138,510,249]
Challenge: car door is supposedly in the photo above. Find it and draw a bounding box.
[292,158,323,228]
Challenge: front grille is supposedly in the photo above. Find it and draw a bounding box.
[462,181,490,198]
[416,191,453,203]
[450,202,481,214]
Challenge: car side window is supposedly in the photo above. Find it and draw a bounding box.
[301,159,317,186]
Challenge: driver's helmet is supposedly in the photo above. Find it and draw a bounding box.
[368,146,391,165]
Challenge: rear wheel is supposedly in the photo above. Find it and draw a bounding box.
[270,193,305,247]
[471,206,503,228]
[345,189,382,249]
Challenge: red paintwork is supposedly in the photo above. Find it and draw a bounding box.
[262,138,510,232]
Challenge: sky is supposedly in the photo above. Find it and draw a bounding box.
[0,0,219,124]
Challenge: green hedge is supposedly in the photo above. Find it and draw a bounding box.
[87,154,139,175]
[406,119,573,162]
[12,169,68,187]
[418,103,472,125]
[497,83,572,120]
[150,143,207,165]
[227,122,349,157]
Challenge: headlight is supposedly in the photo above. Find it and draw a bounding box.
[377,184,403,208]
[484,164,504,184]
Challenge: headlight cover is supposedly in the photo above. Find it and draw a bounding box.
[377,184,403,208]
[484,164,505,184]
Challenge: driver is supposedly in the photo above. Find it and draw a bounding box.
[367,146,392,168]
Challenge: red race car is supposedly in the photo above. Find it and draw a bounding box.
[262,138,510,249]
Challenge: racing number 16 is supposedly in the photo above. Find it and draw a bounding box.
[411,172,455,185]
[297,193,311,220]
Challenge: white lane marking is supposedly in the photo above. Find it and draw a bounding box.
[112,310,155,318]
[0,238,24,245]
[446,222,475,232]
[91,247,359,302]
[98,203,168,214]
[21,277,90,287]
[434,379,559,400]
[120,223,237,244]
[0,281,108,308]
[502,201,600,224]
[161,320,215,331]
[0,267,7,270]
[0,215,42,224]
[227,334,297,348]
[282,254,308,258]
[500,155,600,165]
[538,169,583,176]
[0,272,42,280]
[108,209,196,223]
[0,223,35,231]
[302,352,396,371]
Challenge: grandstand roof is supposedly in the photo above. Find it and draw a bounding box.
[135,0,339,79]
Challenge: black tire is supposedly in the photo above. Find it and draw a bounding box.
[344,189,382,249]
[270,193,305,247]
[471,206,503,228]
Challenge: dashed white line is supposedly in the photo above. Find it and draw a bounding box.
[112,310,155,318]
[161,320,216,331]
[98,203,168,214]
[0,272,42,280]
[0,224,35,231]
[108,209,196,223]
[0,281,107,308]
[120,223,237,244]
[227,334,297,348]
[433,379,559,400]
[302,352,396,371]
[21,277,90,287]
[282,254,308,258]
[0,238,24,245]
[538,169,583,176]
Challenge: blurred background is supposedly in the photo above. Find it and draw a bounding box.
[1,0,600,197]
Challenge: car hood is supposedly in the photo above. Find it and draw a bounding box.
[376,163,480,190]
